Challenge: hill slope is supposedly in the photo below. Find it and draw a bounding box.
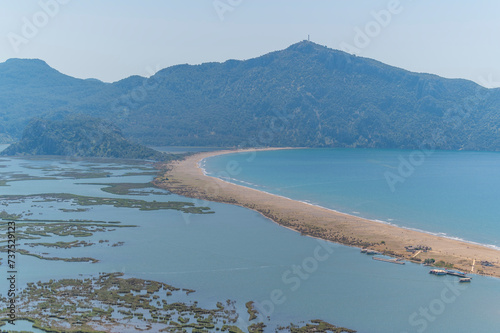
[104,41,500,150]
[2,42,500,150]
[1,116,167,160]
[0,59,107,141]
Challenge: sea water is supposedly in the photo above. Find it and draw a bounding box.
[204,148,500,249]
[0,154,499,333]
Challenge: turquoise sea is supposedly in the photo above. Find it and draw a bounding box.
[204,148,500,249]
[0,148,499,332]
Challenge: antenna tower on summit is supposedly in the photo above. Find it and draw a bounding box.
[308,34,310,41]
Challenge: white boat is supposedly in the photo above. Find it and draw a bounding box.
[429,269,447,276]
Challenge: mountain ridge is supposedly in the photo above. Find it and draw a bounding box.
[1,41,500,150]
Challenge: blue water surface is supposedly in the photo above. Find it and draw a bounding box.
[204,148,500,249]
[0,154,498,333]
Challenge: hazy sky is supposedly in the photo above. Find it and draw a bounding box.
[1,0,500,87]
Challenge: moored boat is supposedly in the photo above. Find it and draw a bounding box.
[446,270,467,278]
[372,257,405,265]
[429,269,447,275]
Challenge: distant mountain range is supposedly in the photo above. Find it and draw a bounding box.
[1,41,500,151]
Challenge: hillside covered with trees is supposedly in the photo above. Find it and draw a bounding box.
[1,41,500,150]
[1,116,170,160]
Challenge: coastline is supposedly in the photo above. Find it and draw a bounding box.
[198,155,500,253]
[154,148,500,279]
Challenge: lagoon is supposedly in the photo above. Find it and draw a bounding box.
[0,154,499,332]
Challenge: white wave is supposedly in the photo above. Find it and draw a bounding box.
[199,155,500,252]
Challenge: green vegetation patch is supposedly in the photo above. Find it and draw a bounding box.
[0,221,134,245]
[245,301,259,321]
[0,272,239,333]
[282,319,356,333]
[0,272,357,333]
[26,240,94,249]
[59,208,90,213]
[435,260,454,269]
[0,174,58,185]
[0,193,213,214]
[51,171,111,179]
[0,210,22,220]
[81,182,169,196]
[222,326,246,333]
[248,322,266,333]
[0,247,99,263]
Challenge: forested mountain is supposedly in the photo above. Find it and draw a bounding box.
[1,116,169,160]
[2,41,500,150]
[0,58,106,141]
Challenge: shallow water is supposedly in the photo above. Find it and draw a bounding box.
[0,156,499,332]
[1,319,46,332]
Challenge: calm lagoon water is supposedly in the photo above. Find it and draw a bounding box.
[0,154,499,332]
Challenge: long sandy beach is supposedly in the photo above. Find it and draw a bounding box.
[155,148,500,279]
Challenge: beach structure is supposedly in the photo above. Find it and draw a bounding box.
[429,269,447,275]
[429,269,469,279]
[372,257,405,265]
[405,245,431,253]
[446,270,468,278]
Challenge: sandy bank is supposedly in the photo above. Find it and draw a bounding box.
[154,148,500,279]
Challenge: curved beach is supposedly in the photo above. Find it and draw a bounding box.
[155,148,500,278]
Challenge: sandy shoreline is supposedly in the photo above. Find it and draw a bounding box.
[155,148,500,279]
